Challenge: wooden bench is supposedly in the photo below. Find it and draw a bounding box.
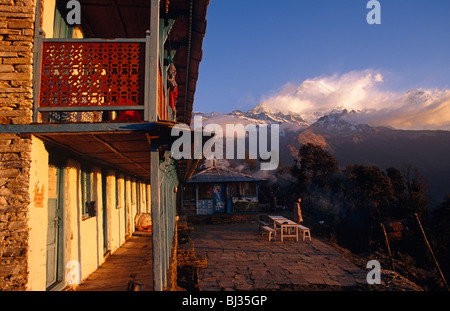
[261,225,275,241]
[259,221,269,228]
[259,221,269,233]
[297,224,311,241]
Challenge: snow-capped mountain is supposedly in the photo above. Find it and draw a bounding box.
[192,101,450,207]
[193,102,309,129]
[245,102,308,125]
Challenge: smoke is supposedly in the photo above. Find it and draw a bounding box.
[261,69,450,130]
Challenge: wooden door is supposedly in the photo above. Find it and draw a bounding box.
[212,184,226,213]
[102,171,109,254]
[46,166,63,289]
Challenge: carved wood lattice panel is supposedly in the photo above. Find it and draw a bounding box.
[40,42,145,108]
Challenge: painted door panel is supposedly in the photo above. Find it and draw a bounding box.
[212,184,226,213]
[46,166,62,289]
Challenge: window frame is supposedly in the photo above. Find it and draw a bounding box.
[198,184,212,200]
[81,166,95,219]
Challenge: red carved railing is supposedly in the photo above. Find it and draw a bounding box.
[35,37,174,123]
[37,39,147,122]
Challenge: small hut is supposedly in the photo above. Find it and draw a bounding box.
[181,165,265,215]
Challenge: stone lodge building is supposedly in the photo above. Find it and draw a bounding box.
[0,0,209,290]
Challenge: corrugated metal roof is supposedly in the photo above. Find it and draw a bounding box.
[186,166,265,183]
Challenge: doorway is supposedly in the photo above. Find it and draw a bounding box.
[46,166,64,289]
[102,170,109,255]
[212,184,226,213]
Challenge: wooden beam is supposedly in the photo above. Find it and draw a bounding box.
[91,134,151,175]
[0,122,158,134]
[36,134,133,177]
[38,106,144,112]
[145,132,160,144]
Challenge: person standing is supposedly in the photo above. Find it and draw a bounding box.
[293,198,303,223]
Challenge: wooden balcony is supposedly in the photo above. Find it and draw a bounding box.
[2,0,208,184]
[34,34,174,124]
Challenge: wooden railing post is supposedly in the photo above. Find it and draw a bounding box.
[144,30,151,122]
[32,29,44,123]
[148,0,160,122]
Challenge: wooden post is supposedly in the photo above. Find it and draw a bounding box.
[151,144,162,291]
[32,0,42,123]
[149,0,162,290]
[33,30,44,123]
[195,184,198,213]
[381,223,395,272]
[415,213,449,290]
[148,0,160,122]
[143,30,151,122]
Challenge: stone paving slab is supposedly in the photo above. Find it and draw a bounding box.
[74,231,153,291]
[190,223,368,291]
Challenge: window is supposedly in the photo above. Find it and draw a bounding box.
[141,183,145,207]
[132,179,136,205]
[115,174,121,209]
[124,177,127,210]
[136,181,141,213]
[53,5,74,39]
[183,185,196,201]
[81,167,95,219]
[242,182,256,197]
[227,183,241,198]
[198,184,212,200]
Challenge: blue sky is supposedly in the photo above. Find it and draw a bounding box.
[193,0,450,114]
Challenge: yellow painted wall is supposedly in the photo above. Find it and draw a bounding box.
[41,0,84,39]
[42,0,55,38]
[78,167,103,280]
[26,144,144,289]
[26,136,49,291]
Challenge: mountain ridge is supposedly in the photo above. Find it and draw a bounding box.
[192,102,450,207]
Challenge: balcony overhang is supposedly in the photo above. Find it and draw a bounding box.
[1,121,202,182]
[2,122,169,181]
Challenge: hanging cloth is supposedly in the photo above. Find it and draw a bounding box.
[167,55,178,111]
[168,63,177,89]
[169,87,178,111]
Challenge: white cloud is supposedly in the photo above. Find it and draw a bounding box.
[260,69,450,130]
[349,89,450,130]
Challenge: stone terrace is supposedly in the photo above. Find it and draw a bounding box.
[191,223,369,291]
[74,232,153,291]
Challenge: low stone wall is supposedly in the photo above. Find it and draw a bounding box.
[186,214,260,226]
[174,217,207,290]
[0,133,32,290]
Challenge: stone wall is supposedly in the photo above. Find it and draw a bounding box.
[0,0,35,291]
